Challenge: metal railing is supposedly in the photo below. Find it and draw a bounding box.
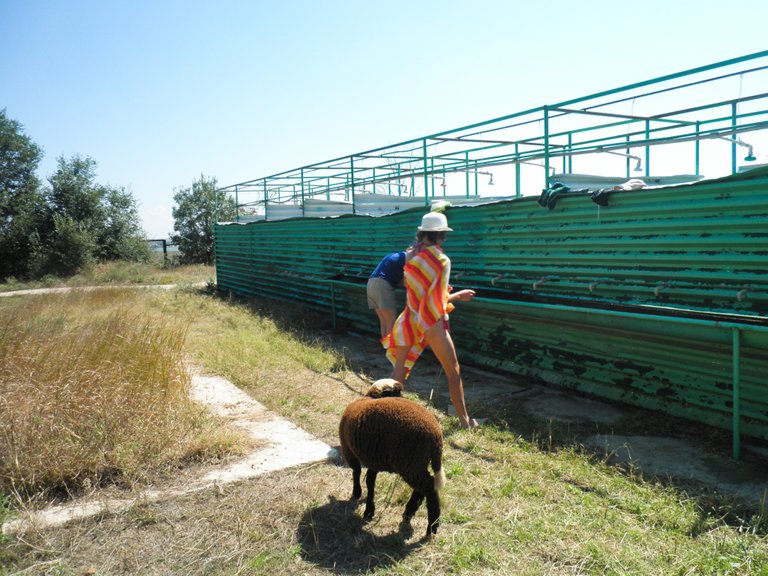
[218,50,768,222]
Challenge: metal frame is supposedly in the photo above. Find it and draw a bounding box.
[218,51,768,222]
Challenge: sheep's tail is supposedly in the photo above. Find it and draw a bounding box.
[434,466,447,492]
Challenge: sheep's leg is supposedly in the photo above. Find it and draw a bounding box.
[350,457,362,499]
[403,490,425,521]
[425,488,441,535]
[363,469,378,520]
[403,470,441,536]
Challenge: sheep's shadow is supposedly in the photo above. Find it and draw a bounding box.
[296,495,428,574]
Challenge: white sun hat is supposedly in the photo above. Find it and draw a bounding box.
[417,212,453,232]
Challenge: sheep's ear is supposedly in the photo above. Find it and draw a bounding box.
[365,385,383,399]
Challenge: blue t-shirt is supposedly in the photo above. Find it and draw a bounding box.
[370,251,406,288]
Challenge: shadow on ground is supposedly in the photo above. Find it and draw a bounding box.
[296,496,429,574]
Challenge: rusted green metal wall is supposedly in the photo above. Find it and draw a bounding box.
[216,169,768,446]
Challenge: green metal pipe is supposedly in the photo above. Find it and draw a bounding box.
[429,157,434,197]
[543,106,550,190]
[422,139,429,207]
[216,52,768,197]
[732,327,741,459]
[731,103,738,174]
[474,295,768,337]
[645,120,650,177]
[330,282,337,330]
[695,121,700,176]
[624,135,630,179]
[263,180,268,220]
[350,156,356,214]
[300,168,305,217]
[553,50,768,110]
[465,152,470,198]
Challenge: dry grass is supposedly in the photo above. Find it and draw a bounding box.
[1,287,767,575]
[0,289,242,499]
[0,262,214,292]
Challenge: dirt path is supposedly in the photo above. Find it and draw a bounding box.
[0,285,180,297]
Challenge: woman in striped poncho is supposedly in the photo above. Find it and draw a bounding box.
[383,211,479,429]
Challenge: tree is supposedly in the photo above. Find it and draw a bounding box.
[171,175,236,264]
[32,155,150,277]
[0,109,46,279]
[96,185,149,262]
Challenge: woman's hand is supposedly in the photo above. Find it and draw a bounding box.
[450,289,476,303]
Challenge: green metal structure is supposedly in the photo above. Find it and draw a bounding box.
[215,52,768,457]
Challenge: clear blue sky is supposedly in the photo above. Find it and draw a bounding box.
[2,0,767,237]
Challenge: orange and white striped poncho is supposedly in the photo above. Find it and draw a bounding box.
[382,245,454,378]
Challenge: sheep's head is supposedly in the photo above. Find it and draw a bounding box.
[365,378,403,399]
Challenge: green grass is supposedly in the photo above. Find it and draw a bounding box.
[1,284,766,575]
[175,290,768,574]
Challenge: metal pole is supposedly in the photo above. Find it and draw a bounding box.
[625,135,631,179]
[263,180,268,221]
[731,102,738,174]
[350,156,356,214]
[732,328,741,460]
[422,139,429,208]
[330,282,337,330]
[300,168,305,217]
[465,152,470,198]
[543,106,550,190]
[645,120,651,177]
[695,121,700,176]
[430,157,435,198]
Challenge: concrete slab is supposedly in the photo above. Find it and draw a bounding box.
[584,434,767,503]
[523,390,626,426]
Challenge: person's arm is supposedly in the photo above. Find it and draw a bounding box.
[448,289,475,303]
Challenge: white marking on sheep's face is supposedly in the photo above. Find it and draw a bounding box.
[368,378,402,398]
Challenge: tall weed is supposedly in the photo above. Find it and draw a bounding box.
[0,289,235,497]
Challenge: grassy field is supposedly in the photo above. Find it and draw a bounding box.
[0,261,214,292]
[1,263,766,574]
[0,287,243,499]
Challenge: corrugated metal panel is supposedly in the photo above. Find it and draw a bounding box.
[215,171,768,444]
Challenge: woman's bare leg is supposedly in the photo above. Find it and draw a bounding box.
[391,345,410,384]
[424,322,476,429]
[375,308,397,340]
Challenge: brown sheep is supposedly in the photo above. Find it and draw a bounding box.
[338,378,446,536]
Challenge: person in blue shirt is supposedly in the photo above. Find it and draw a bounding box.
[368,247,416,340]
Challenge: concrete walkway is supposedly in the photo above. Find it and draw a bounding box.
[0,284,187,297]
[2,370,333,535]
